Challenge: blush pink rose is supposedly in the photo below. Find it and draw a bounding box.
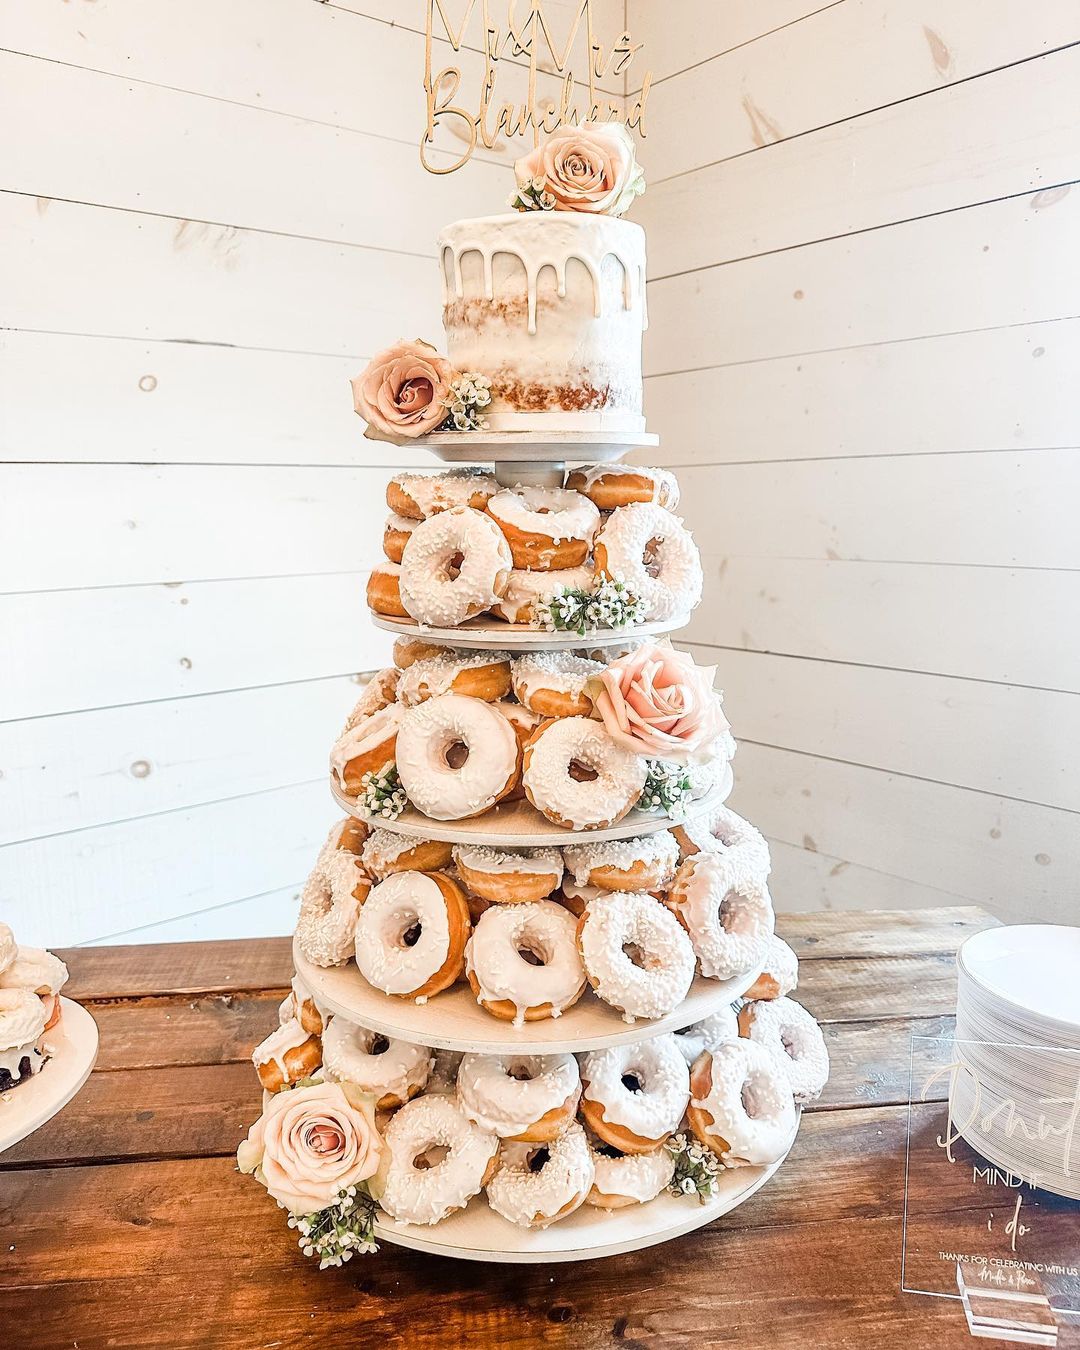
[351,339,452,441]
[592,642,730,764]
[515,122,645,217]
[237,1081,383,1214]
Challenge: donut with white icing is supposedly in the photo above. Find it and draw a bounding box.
[452,845,564,904]
[564,831,679,893]
[465,900,586,1025]
[511,651,603,718]
[586,1138,675,1209]
[554,878,603,917]
[673,803,770,877]
[594,503,703,621]
[340,667,400,735]
[0,947,69,1032]
[295,851,371,968]
[367,561,408,617]
[330,703,402,797]
[383,511,418,563]
[316,816,370,869]
[489,563,594,625]
[354,870,471,1003]
[685,754,735,806]
[456,1051,581,1142]
[375,1094,499,1226]
[289,972,331,1035]
[522,716,646,831]
[399,506,512,627]
[251,1017,322,1093]
[361,827,452,881]
[566,464,680,512]
[580,1034,690,1154]
[0,923,16,977]
[486,1121,594,1229]
[0,987,47,1090]
[742,934,799,1002]
[321,1015,433,1110]
[576,892,695,1022]
[392,636,447,669]
[486,485,600,570]
[490,700,543,799]
[387,468,498,521]
[673,1007,739,1066]
[398,650,512,706]
[397,694,521,820]
[688,1039,797,1167]
[738,997,829,1104]
[667,852,775,983]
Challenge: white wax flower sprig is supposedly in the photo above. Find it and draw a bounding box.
[441,371,493,432]
[538,577,646,636]
[357,764,407,820]
[508,176,557,212]
[288,1186,380,1268]
[639,760,694,818]
[665,1133,723,1203]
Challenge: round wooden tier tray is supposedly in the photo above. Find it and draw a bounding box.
[294,939,763,1055]
[369,610,691,652]
[0,999,99,1154]
[370,1118,797,1263]
[330,776,731,847]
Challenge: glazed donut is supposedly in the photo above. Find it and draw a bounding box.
[353,870,471,1002]
[490,700,542,801]
[375,1094,499,1226]
[399,506,512,627]
[465,900,586,1025]
[688,1039,797,1167]
[452,845,564,904]
[577,892,695,1021]
[0,923,16,976]
[564,831,679,893]
[341,667,400,734]
[738,997,829,1104]
[295,850,371,968]
[367,562,409,617]
[585,1138,675,1209]
[321,1015,433,1110]
[393,636,448,669]
[251,1017,322,1093]
[742,934,799,1002]
[486,486,600,570]
[289,972,331,1035]
[685,754,735,806]
[486,1121,594,1229]
[667,852,775,982]
[672,803,770,877]
[579,1034,690,1153]
[361,827,452,880]
[0,948,69,1032]
[566,463,680,512]
[672,1007,739,1066]
[511,652,603,718]
[398,650,512,706]
[396,695,520,820]
[554,878,602,917]
[0,987,47,1090]
[594,503,703,621]
[330,704,402,796]
[456,1051,581,1142]
[386,468,498,521]
[489,564,594,624]
[522,717,646,831]
[316,816,370,866]
[383,511,418,563]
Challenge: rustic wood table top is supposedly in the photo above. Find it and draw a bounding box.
[3,905,1072,1349]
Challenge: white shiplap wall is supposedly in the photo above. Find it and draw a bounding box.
[0,0,621,946]
[629,0,1080,923]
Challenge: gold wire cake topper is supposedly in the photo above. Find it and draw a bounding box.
[423,1,651,174]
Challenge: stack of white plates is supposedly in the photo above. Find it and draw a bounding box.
[952,925,1080,1201]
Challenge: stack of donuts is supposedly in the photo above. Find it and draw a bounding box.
[295,802,780,1028]
[253,926,828,1231]
[0,921,69,1092]
[368,464,703,630]
[329,637,733,830]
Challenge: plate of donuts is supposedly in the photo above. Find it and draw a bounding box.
[293,940,765,1056]
[369,611,693,653]
[0,999,99,1155]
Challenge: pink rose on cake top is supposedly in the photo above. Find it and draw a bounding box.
[351,339,453,441]
[511,121,646,217]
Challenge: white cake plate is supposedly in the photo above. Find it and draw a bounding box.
[418,429,659,464]
[372,1116,798,1263]
[331,778,728,847]
[370,610,691,652]
[295,939,762,1054]
[0,999,99,1154]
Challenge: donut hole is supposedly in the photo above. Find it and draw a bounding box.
[621,941,655,971]
[643,536,665,578]
[443,739,471,770]
[780,1031,798,1061]
[441,551,466,582]
[363,1032,391,1056]
[569,758,599,783]
[508,1062,536,1082]
[741,1074,766,1120]
[526,1146,551,1174]
[596,1141,626,1159]
[516,939,550,969]
[413,1143,450,1170]
[620,1072,644,1094]
[394,914,422,949]
[719,893,750,935]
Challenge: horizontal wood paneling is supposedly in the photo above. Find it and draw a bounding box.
[637,0,1080,181]
[641,319,1079,465]
[763,838,974,914]
[644,188,1080,377]
[3,573,389,720]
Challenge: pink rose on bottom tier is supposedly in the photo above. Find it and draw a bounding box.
[237,1081,384,1214]
[591,642,730,765]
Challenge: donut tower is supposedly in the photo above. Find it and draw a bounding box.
[250,125,830,1265]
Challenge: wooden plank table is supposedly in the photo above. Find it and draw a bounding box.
[2,905,1071,1349]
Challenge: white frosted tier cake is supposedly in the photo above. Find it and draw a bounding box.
[439,213,647,434]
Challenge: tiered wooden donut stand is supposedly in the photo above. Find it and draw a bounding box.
[294,429,800,1263]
